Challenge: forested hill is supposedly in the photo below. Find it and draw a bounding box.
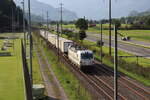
[0,0,24,32]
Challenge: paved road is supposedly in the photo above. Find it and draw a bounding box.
[86,33,150,59]
[66,28,150,47]
[86,32,150,47]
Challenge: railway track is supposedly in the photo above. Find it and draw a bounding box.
[39,34,150,100]
[40,36,119,99]
[87,74,126,100]
[94,61,150,100]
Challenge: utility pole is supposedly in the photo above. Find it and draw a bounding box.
[84,16,86,20]
[42,10,44,25]
[12,8,15,51]
[21,0,26,53]
[17,6,20,30]
[46,11,49,40]
[57,23,60,61]
[60,3,63,35]
[114,25,118,100]
[100,21,103,63]
[109,0,112,55]
[28,0,33,86]
[12,8,14,33]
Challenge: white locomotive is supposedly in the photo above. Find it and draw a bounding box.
[40,30,94,68]
[68,45,93,67]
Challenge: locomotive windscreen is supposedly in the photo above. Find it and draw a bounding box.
[81,52,93,59]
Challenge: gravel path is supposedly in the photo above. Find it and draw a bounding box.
[36,46,58,100]
[35,45,68,100]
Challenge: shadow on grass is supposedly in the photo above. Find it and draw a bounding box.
[81,63,123,79]
[0,52,12,57]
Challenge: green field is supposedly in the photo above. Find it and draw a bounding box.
[0,39,25,100]
[0,33,24,38]
[88,29,150,42]
[62,24,150,42]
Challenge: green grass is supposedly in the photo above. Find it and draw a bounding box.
[32,46,43,84]
[87,28,150,42]
[118,30,150,42]
[62,24,76,29]
[36,35,92,100]
[0,33,24,39]
[0,39,25,100]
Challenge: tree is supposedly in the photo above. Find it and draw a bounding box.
[0,0,24,32]
[112,19,121,28]
[75,18,88,30]
[146,17,150,26]
[78,30,87,42]
[75,18,88,42]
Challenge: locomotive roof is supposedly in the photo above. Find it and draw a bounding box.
[69,46,92,53]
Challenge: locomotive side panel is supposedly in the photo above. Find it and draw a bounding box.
[68,49,80,67]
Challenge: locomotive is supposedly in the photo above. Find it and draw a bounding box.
[40,30,94,68]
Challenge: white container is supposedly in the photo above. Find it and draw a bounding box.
[59,38,73,53]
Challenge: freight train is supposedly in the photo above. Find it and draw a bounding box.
[40,30,94,68]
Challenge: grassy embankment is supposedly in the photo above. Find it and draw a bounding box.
[34,33,93,100]
[23,34,43,84]
[0,39,25,100]
[32,45,43,84]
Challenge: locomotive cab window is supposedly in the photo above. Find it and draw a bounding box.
[81,52,93,59]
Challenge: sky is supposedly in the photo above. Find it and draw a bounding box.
[37,0,150,20]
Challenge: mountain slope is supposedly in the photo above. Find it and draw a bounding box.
[129,9,150,17]
[15,0,77,21]
[0,0,23,32]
